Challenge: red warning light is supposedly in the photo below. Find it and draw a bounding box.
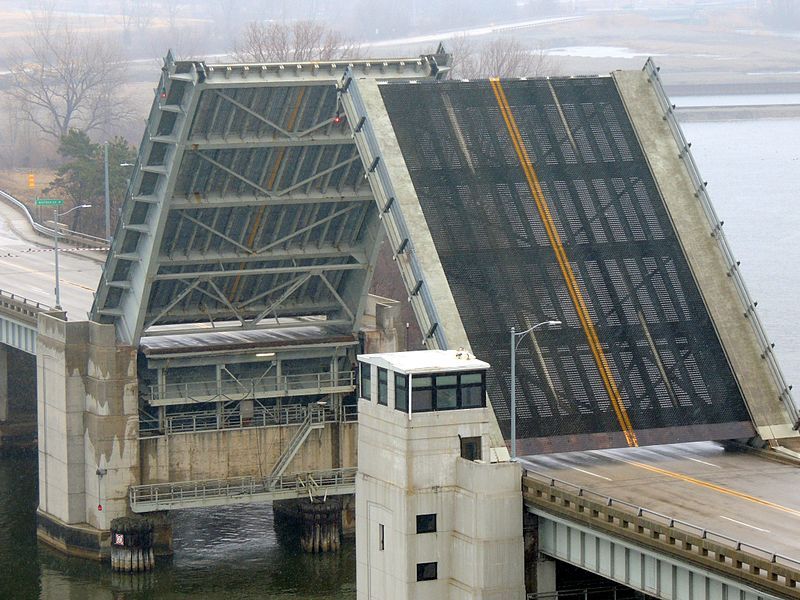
[98,504,103,511]
[333,114,342,125]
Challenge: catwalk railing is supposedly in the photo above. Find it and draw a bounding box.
[143,371,356,406]
[523,468,800,599]
[139,401,357,438]
[129,467,357,512]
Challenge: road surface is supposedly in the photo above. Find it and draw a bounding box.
[0,196,102,320]
[521,441,800,560]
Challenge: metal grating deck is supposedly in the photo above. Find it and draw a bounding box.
[381,77,754,452]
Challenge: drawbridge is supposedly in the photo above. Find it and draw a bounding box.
[341,59,798,453]
[90,52,799,461]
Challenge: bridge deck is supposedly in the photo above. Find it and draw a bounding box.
[379,76,754,452]
[521,442,800,561]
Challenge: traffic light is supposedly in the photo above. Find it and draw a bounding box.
[27,173,35,189]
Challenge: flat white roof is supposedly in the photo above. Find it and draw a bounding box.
[357,350,490,375]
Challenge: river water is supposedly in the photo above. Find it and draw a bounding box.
[1,100,799,600]
[0,451,356,599]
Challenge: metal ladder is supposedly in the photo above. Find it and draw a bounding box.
[269,406,325,480]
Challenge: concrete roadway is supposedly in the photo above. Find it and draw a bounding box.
[521,441,800,560]
[0,198,102,320]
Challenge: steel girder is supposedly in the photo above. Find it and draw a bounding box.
[90,51,448,346]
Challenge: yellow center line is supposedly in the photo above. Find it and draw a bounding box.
[0,259,96,292]
[626,459,800,519]
[489,78,638,447]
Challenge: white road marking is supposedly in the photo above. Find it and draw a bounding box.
[570,466,613,481]
[719,515,770,533]
[686,457,721,468]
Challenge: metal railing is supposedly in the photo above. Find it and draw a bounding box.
[139,400,358,438]
[129,467,357,512]
[523,468,800,597]
[643,58,799,427]
[528,587,640,600]
[341,71,447,349]
[0,287,51,324]
[144,371,355,405]
[0,188,108,249]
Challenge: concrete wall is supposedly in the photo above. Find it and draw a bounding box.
[36,314,139,535]
[139,422,357,483]
[356,395,524,600]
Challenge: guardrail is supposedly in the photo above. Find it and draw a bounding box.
[0,188,109,249]
[523,468,800,598]
[0,287,51,324]
[144,371,356,406]
[643,58,799,428]
[129,467,357,512]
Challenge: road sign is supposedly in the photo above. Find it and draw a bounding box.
[27,173,35,189]
[35,198,64,206]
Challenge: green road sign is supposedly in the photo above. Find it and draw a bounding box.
[35,198,64,206]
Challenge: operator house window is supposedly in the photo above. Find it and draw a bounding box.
[409,371,486,412]
[417,562,438,582]
[379,523,385,551]
[459,372,485,408]
[411,376,434,411]
[435,375,458,409]
[395,373,408,412]
[416,514,437,534]
[360,363,371,400]
[378,367,388,406]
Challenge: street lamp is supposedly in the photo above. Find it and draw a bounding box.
[103,138,135,241]
[53,204,92,310]
[510,319,562,461]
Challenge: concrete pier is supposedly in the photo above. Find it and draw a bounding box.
[35,314,140,559]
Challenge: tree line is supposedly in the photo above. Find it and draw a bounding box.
[4,7,559,236]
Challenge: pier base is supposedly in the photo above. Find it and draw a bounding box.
[299,497,342,553]
[273,497,345,553]
[110,516,154,572]
[36,509,172,562]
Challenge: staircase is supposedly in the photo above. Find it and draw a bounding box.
[269,406,326,479]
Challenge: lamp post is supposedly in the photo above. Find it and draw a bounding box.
[510,319,561,460]
[53,204,92,310]
[104,141,110,241]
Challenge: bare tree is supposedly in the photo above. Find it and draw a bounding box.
[448,36,555,79]
[233,20,360,63]
[5,20,130,140]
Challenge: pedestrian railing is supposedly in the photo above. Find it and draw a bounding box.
[129,467,357,512]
